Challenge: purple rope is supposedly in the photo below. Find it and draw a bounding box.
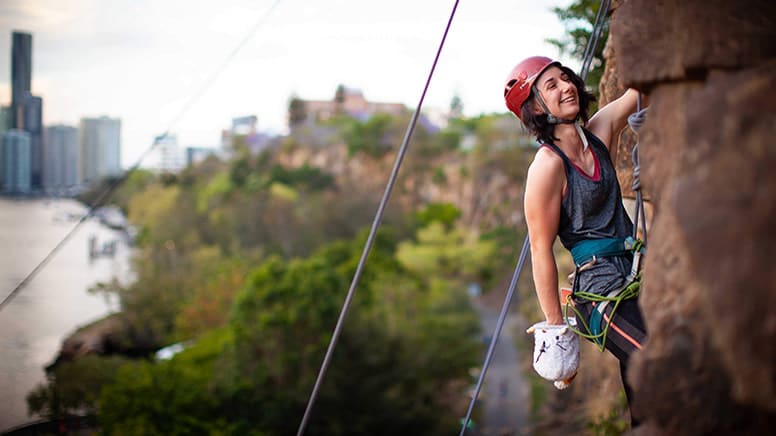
[296,2,461,434]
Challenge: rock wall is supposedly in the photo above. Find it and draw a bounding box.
[604,0,776,433]
[277,143,528,232]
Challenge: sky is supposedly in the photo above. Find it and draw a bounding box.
[0,0,576,168]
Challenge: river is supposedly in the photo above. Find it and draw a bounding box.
[0,198,131,431]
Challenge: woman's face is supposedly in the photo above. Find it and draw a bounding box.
[534,66,579,119]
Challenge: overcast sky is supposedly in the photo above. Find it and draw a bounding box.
[0,0,575,167]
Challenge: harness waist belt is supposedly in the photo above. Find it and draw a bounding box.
[570,237,629,266]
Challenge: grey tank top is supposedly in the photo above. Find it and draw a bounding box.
[541,129,634,296]
[540,128,633,250]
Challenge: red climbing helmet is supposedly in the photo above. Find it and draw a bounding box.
[504,56,560,120]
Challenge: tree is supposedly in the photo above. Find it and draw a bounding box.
[97,330,237,435]
[334,83,346,114]
[27,356,130,422]
[449,93,463,120]
[345,113,400,157]
[414,202,461,229]
[546,0,609,92]
[288,95,308,128]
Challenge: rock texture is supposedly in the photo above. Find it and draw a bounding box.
[604,0,776,434]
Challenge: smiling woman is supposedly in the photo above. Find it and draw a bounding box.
[504,55,647,427]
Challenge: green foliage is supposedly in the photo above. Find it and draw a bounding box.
[197,172,233,214]
[77,169,156,213]
[214,231,472,435]
[288,95,307,128]
[410,127,460,158]
[229,154,253,187]
[449,94,464,119]
[221,253,345,434]
[267,163,334,191]
[414,202,461,229]
[586,390,630,435]
[91,241,245,349]
[227,155,335,195]
[396,222,496,283]
[547,0,609,92]
[98,330,235,435]
[175,250,252,338]
[345,113,399,157]
[115,170,157,212]
[127,183,185,245]
[434,129,462,152]
[431,167,447,186]
[26,356,131,421]
[45,103,542,434]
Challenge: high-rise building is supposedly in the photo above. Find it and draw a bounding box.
[79,116,121,183]
[185,146,217,167]
[21,92,43,186]
[0,107,7,189]
[44,125,79,191]
[2,129,32,194]
[152,133,184,173]
[11,31,32,130]
[9,31,45,189]
[0,106,9,134]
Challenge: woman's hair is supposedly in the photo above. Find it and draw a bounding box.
[519,65,596,144]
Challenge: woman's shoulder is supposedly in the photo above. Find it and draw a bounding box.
[532,144,566,169]
[528,145,566,183]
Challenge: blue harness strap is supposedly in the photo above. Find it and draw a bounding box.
[588,304,605,344]
[570,237,634,266]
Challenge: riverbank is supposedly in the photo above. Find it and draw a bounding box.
[0,198,131,431]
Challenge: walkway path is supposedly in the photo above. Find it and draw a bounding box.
[470,296,530,436]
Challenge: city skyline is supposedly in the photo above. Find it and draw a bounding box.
[0,0,573,169]
[1,30,125,194]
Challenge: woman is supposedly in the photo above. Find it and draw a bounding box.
[503,56,647,423]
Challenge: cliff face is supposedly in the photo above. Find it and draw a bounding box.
[278,142,528,232]
[604,0,776,433]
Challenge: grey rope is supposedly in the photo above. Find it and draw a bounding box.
[580,0,612,82]
[458,0,611,433]
[459,237,530,436]
[628,104,649,244]
[296,1,461,435]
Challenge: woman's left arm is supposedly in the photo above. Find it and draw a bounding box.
[587,88,642,162]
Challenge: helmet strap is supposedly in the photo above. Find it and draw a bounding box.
[532,86,578,125]
[532,86,587,152]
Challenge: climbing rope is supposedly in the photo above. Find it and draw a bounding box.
[296,2,461,435]
[459,0,612,434]
[580,0,611,83]
[628,96,649,245]
[563,274,640,350]
[458,236,530,436]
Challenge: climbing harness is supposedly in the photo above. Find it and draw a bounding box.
[562,237,644,351]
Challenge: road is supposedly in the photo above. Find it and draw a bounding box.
[469,297,530,436]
